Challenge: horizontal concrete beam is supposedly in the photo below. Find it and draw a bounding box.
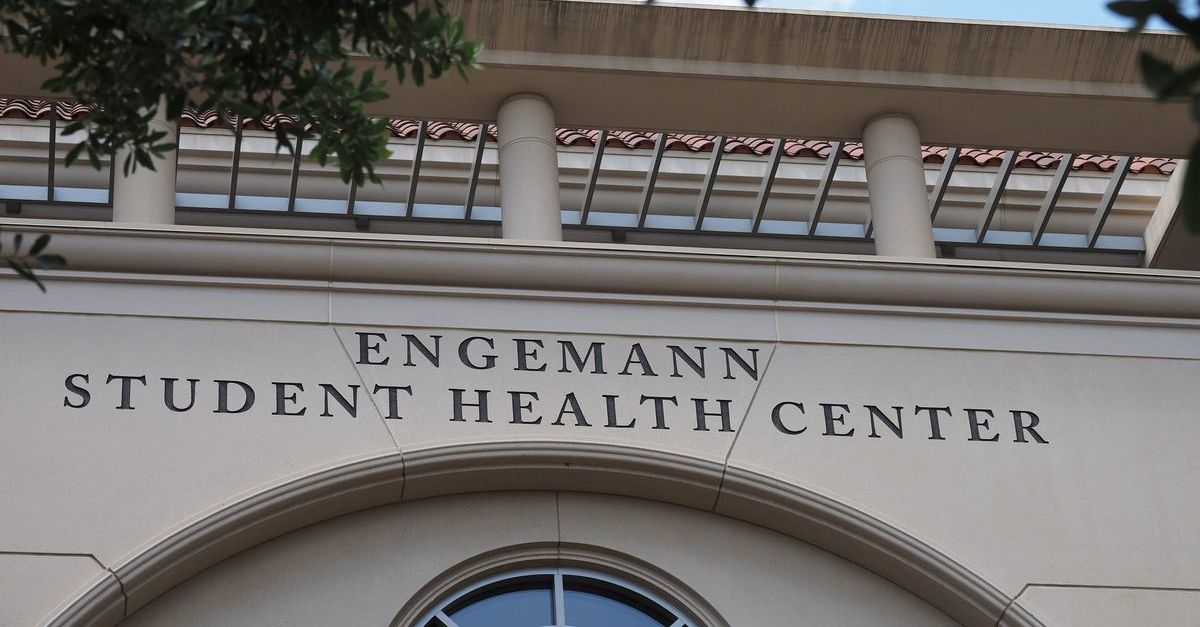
[367,59,1192,156]
[0,0,1194,156]
[455,0,1188,86]
[3,218,1200,319]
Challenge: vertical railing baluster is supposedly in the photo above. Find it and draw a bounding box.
[808,141,843,235]
[976,150,1017,243]
[286,133,303,212]
[928,146,959,222]
[405,120,427,217]
[751,138,785,233]
[580,129,608,226]
[636,132,668,228]
[46,101,57,202]
[693,135,726,231]
[106,144,116,209]
[346,180,358,215]
[463,122,487,220]
[1087,155,1132,248]
[228,115,243,210]
[1032,152,1074,246]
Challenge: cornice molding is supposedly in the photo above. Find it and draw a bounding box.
[3,220,1199,320]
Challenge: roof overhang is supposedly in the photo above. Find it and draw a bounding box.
[0,0,1194,156]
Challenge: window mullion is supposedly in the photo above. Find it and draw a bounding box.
[435,610,462,627]
[553,571,567,627]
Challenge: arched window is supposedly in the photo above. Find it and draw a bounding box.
[418,568,696,627]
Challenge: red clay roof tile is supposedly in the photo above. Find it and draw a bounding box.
[0,99,1175,175]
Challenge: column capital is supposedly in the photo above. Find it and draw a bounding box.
[499,92,552,108]
[862,112,917,128]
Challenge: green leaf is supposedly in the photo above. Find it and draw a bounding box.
[60,121,85,137]
[2,0,483,187]
[1159,62,1200,102]
[64,141,87,168]
[1140,52,1178,97]
[134,148,156,172]
[1108,0,1154,17]
[1182,141,1200,233]
[7,259,45,292]
[29,234,50,256]
[1109,0,1156,30]
[36,254,67,269]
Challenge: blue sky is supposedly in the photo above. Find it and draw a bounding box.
[658,0,1146,28]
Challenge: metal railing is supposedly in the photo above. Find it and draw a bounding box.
[0,108,1169,258]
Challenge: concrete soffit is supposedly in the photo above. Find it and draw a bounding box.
[375,0,1195,155]
[42,442,1046,627]
[443,0,1191,86]
[0,0,1195,154]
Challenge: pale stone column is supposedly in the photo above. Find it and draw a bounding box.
[497,93,562,240]
[111,99,178,224]
[862,114,937,258]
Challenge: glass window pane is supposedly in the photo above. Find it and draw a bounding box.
[450,588,553,627]
[564,589,670,627]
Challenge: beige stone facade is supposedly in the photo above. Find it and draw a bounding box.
[0,227,1195,625]
[1,2,1199,625]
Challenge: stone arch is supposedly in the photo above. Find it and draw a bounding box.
[47,441,1042,627]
